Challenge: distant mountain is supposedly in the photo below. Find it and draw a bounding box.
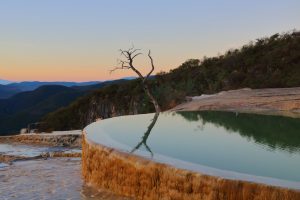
[71,79,127,91]
[122,76,137,80]
[0,79,128,135]
[0,79,13,85]
[0,81,101,99]
[8,81,101,91]
[0,84,22,99]
[0,85,76,115]
[0,85,85,135]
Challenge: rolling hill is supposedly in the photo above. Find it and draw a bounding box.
[0,81,100,99]
[0,79,128,135]
[0,84,22,99]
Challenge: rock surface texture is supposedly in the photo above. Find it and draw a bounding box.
[171,87,300,117]
[0,131,82,147]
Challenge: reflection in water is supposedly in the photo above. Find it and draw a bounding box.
[131,112,160,156]
[177,111,300,153]
[129,111,300,157]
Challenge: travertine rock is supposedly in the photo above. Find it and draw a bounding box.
[82,88,300,199]
[0,132,82,147]
[171,87,300,118]
[82,133,300,200]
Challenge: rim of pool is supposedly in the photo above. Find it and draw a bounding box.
[84,111,300,190]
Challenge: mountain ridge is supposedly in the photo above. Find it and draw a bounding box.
[0,79,129,135]
[0,77,137,99]
[0,79,12,85]
[0,81,101,99]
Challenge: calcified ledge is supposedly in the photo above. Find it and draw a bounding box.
[82,131,300,200]
[0,130,82,147]
[171,87,300,118]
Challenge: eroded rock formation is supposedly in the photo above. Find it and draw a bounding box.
[0,131,82,147]
[172,87,300,117]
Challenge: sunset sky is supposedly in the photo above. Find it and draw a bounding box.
[0,0,299,82]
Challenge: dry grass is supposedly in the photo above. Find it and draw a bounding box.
[82,133,300,200]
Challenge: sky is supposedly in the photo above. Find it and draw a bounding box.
[0,0,299,82]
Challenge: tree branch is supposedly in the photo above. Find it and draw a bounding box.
[111,47,161,113]
[145,50,155,82]
[132,52,142,59]
[109,66,130,74]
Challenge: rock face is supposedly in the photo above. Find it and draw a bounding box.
[82,133,300,200]
[80,99,140,128]
[171,87,300,117]
[0,131,82,147]
[39,95,144,132]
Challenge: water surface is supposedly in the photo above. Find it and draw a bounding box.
[86,111,300,188]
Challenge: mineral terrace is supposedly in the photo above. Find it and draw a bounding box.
[82,87,300,200]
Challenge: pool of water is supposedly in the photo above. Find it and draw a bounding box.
[85,111,300,189]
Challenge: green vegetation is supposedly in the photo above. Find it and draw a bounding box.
[157,31,300,95]
[40,31,300,131]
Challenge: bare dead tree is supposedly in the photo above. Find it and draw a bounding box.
[111,47,161,113]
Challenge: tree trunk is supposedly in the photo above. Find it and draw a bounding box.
[143,83,161,113]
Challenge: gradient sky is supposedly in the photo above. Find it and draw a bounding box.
[0,0,299,82]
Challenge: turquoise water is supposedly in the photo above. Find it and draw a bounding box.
[86,111,300,186]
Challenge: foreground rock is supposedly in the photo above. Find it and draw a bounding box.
[0,158,132,200]
[0,130,82,147]
[171,87,300,117]
[0,152,81,164]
